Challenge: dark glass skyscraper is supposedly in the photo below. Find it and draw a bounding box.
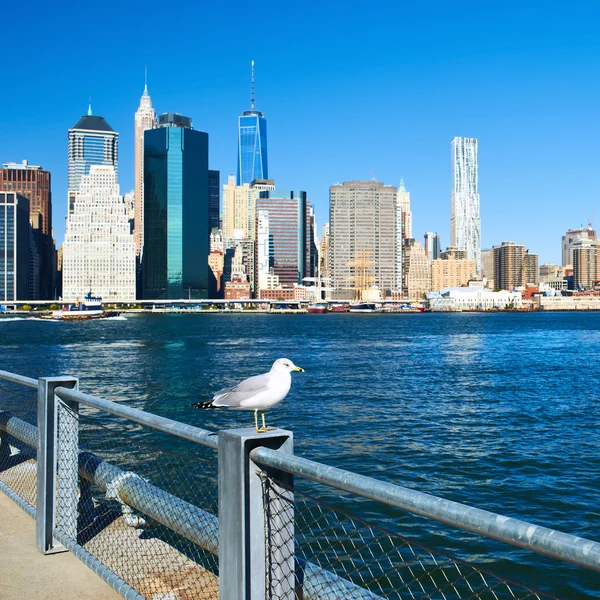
[0,192,30,301]
[237,61,268,185]
[142,114,209,299]
[208,169,220,231]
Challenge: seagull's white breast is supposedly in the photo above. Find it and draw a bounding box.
[238,371,292,410]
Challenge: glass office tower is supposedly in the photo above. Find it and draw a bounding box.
[0,192,30,301]
[143,114,209,299]
[68,110,118,195]
[237,112,268,185]
[256,191,315,286]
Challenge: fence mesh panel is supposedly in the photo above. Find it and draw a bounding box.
[0,381,37,511]
[260,472,559,600]
[55,405,219,600]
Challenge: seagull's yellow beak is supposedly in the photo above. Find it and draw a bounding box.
[293,366,305,372]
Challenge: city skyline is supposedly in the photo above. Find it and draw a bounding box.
[2,2,600,265]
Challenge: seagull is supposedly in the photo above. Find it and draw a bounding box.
[192,358,304,433]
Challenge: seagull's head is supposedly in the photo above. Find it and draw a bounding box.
[272,358,304,373]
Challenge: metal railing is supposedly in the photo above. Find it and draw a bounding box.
[0,368,599,600]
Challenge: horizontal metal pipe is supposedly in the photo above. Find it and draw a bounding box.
[0,411,383,599]
[0,370,37,389]
[0,409,38,448]
[251,447,600,574]
[0,409,220,556]
[0,479,36,519]
[78,451,219,555]
[298,559,381,599]
[55,387,218,450]
[52,526,146,600]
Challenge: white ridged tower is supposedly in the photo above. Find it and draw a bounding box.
[134,72,157,257]
[62,165,136,302]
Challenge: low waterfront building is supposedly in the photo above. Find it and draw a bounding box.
[431,248,476,291]
[224,279,251,300]
[62,166,135,302]
[427,285,522,311]
[258,284,307,301]
[536,293,600,311]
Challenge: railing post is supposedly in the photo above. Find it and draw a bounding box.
[36,376,78,554]
[218,427,294,600]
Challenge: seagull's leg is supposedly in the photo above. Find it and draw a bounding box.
[260,412,275,432]
[254,410,260,433]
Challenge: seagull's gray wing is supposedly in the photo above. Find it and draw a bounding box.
[212,372,271,407]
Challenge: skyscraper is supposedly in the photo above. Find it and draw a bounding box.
[403,239,431,299]
[62,166,135,302]
[134,81,157,256]
[68,105,118,208]
[424,232,441,262]
[329,180,397,297]
[1,161,55,298]
[561,227,596,267]
[256,191,314,287]
[222,176,275,243]
[450,137,481,274]
[573,242,600,289]
[143,113,209,299]
[492,241,538,290]
[256,210,271,290]
[237,61,268,185]
[208,170,221,231]
[395,178,412,290]
[0,192,30,301]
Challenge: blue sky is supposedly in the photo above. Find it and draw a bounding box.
[2,0,600,264]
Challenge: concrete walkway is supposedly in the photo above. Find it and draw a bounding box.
[0,493,121,600]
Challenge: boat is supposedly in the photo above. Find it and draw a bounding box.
[349,303,379,313]
[307,302,329,314]
[329,303,349,313]
[42,292,115,321]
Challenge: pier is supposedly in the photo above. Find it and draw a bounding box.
[1,367,599,599]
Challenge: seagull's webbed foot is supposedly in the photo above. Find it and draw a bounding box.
[256,412,276,433]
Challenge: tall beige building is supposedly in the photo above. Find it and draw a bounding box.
[221,176,275,243]
[329,180,396,296]
[133,83,157,256]
[431,248,477,291]
[395,178,412,290]
[562,227,596,267]
[403,239,431,299]
[492,241,538,290]
[573,242,600,289]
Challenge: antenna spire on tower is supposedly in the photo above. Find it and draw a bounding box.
[88,97,92,116]
[144,66,148,93]
[251,60,255,112]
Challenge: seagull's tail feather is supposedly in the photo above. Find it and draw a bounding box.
[192,400,219,409]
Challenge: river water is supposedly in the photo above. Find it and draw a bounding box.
[0,312,598,598]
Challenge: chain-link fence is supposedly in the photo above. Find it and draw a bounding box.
[0,379,37,513]
[2,372,599,600]
[261,471,564,600]
[53,403,219,600]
